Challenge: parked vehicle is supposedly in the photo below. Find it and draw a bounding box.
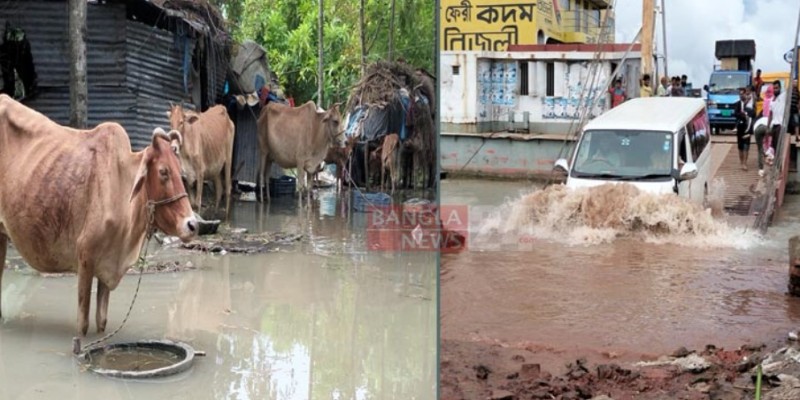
[704,40,756,133]
[554,97,712,205]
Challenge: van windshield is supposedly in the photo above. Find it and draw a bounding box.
[708,73,750,94]
[572,130,674,180]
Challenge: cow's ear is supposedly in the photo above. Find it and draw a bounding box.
[130,151,150,202]
[186,115,199,124]
[170,140,180,155]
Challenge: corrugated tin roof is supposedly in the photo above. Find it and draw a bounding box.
[230,103,262,183]
[3,0,229,151]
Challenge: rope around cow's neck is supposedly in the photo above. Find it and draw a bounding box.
[72,192,188,357]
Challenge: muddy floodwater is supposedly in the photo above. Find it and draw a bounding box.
[0,189,436,399]
[441,178,800,363]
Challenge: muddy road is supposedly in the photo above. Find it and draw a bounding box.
[0,189,436,399]
[440,178,800,399]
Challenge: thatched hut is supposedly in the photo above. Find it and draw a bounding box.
[344,61,436,190]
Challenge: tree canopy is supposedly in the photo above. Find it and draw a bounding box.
[210,0,435,108]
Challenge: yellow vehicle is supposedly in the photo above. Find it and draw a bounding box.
[755,71,791,116]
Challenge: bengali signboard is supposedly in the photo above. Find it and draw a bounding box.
[440,0,566,51]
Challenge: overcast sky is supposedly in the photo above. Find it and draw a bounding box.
[614,0,798,85]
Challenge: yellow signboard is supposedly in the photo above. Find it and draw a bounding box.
[441,0,610,51]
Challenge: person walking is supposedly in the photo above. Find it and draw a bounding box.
[734,87,755,170]
[753,116,769,177]
[765,80,787,166]
[790,80,799,140]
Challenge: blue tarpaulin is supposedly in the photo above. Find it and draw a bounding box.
[345,89,414,142]
[345,106,367,138]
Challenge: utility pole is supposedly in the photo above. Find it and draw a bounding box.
[317,0,324,106]
[641,0,655,77]
[660,0,668,77]
[68,0,87,128]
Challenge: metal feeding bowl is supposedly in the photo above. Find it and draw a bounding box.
[78,340,202,379]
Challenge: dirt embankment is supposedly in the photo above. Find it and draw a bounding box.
[441,337,800,400]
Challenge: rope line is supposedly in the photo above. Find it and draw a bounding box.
[73,193,188,356]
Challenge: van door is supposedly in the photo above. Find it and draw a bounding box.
[689,110,712,205]
[677,128,696,200]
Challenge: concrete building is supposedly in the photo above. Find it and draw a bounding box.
[441,43,642,135]
[439,0,645,178]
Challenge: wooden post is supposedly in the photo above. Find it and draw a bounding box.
[660,0,668,77]
[789,236,800,296]
[68,0,87,129]
[641,0,655,78]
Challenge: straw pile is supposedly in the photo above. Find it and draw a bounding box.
[346,61,420,110]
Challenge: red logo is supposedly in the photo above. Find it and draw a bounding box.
[366,205,468,252]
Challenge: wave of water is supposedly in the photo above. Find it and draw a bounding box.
[473,180,764,248]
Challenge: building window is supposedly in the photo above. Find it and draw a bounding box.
[452,65,460,75]
[519,62,529,95]
[546,62,555,97]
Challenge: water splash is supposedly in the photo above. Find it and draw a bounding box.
[475,181,763,248]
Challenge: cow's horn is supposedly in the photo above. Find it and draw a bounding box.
[168,129,183,146]
[152,127,170,144]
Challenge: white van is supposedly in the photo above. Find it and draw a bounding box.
[554,97,712,205]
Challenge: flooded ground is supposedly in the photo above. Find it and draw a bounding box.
[440,178,800,398]
[0,189,436,400]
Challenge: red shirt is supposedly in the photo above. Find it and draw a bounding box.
[609,87,625,108]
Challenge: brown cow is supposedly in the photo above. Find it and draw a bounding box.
[167,104,235,216]
[380,133,400,194]
[0,94,198,336]
[256,101,343,203]
[321,135,356,191]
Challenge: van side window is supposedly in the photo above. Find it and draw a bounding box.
[686,123,697,161]
[689,110,710,159]
[678,130,688,165]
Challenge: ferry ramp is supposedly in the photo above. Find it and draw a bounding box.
[709,134,795,228]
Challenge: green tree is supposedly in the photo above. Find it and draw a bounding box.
[229,0,434,107]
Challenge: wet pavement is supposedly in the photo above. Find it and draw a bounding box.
[441,178,800,360]
[0,189,436,400]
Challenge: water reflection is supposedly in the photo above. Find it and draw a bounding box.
[0,188,436,399]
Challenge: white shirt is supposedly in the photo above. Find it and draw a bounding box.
[754,117,768,131]
[770,92,786,128]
